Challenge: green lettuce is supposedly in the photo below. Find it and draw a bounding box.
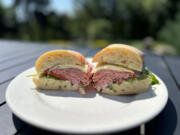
[144,67,160,85]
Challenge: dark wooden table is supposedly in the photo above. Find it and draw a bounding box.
[0,40,180,135]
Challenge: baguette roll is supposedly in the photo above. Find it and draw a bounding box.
[33,50,92,95]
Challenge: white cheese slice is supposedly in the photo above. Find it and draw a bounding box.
[92,64,134,73]
[52,64,88,72]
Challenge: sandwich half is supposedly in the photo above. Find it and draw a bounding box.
[92,44,153,95]
[33,50,92,95]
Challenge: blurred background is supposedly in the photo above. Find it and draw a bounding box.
[0,0,180,55]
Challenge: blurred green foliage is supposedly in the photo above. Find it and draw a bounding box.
[158,13,180,53]
[92,40,110,48]
[0,0,180,54]
[48,40,71,46]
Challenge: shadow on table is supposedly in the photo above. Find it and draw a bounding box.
[145,98,177,135]
[12,115,140,135]
[12,98,177,135]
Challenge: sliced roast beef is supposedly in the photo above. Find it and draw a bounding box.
[44,62,92,87]
[92,69,138,90]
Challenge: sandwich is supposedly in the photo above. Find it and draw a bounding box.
[92,44,159,95]
[32,50,92,95]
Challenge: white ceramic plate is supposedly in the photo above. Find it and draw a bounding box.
[6,65,168,134]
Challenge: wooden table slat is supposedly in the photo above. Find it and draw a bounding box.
[0,59,35,84]
[164,56,180,89]
[0,80,11,104]
[0,49,55,72]
[144,55,180,135]
[0,55,37,72]
[19,122,141,135]
[0,41,44,56]
[84,48,101,57]
[0,59,36,103]
[0,47,46,64]
[0,104,25,135]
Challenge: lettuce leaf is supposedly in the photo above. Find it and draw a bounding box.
[149,74,160,85]
[144,67,150,75]
[144,67,160,85]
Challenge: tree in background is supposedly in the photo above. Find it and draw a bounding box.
[14,0,49,41]
[13,0,72,41]
[0,2,6,37]
[0,2,17,38]
[87,19,112,40]
[158,13,180,53]
[72,0,169,40]
[14,0,49,19]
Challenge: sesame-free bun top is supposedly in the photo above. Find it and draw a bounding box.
[35,50,85,73]
[92,44,144,71]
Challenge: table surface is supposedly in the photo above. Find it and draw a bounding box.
[0,40,180,135]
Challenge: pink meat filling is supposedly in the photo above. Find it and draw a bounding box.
[92,69,137,90]
[44,62,92,87]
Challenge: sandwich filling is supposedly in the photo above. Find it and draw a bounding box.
[42,62,92,88]
[92,64,156,92]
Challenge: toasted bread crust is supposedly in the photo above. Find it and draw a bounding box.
[92,44,144,71]
[35,50,85,73]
